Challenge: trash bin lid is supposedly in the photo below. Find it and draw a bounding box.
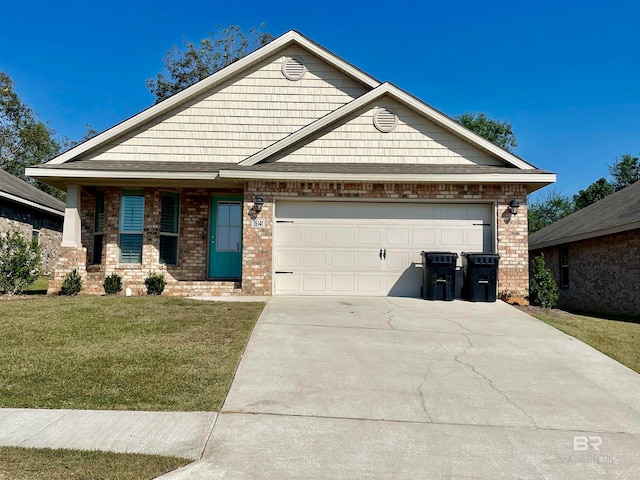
[461,252,500,266]
[421,251,459,264]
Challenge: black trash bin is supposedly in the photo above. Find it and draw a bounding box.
[421,252,458,301]
[462,253,500,302]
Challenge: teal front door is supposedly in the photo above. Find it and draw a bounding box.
[208,196,243,279]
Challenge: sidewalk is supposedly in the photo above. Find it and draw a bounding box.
[0,408,216,460]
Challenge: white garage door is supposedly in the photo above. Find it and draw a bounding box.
[274,201,493,297]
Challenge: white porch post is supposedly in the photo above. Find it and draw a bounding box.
[61,184,82,247]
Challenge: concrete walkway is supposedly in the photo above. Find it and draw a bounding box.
[0,409,216,459]
[160,297,640,479]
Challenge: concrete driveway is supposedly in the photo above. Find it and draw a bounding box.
[162,297,640,479]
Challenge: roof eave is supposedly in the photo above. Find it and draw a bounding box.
[529,221,640,250]
[0,191,64,217]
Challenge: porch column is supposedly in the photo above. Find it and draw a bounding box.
[61,184,82,247]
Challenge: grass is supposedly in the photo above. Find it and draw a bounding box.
[0,296,264,411]
[22,276,49,295]
[0,446,190,480]
[522,306,640,374]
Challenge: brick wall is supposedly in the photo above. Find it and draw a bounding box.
[55,182,529,300]
[533,229,640,316]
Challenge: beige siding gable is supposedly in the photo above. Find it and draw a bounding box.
[83,45,369,164]
[269,98,507,166]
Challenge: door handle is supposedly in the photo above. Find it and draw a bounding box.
[383,249,386,260]
[379,249,383,260]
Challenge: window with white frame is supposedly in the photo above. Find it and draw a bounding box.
[119,190,145,263]
[159,192,179,265]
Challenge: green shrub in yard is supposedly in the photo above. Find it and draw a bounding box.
[103,273,123,295]
[60,269,83,296]
[144,272,166,295]
[0,229,41,295]
[529,254,559,308]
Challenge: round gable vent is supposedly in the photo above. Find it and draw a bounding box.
[373,108,398,133]
[282,57,306,81]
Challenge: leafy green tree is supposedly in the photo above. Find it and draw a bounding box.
[609,153,639,191]
[455,112,518,152]
[529,254,559,308]
[528,190,574,233]
[0,229,41,295]
[147,24,274,103]
[573,177,614,210]
[1,72,60,179]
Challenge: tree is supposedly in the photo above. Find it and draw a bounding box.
[0,229,41,295]
[528,190,574,233]
[609,153,639,191]
[529,254,559,308]
[455,112,518,152]
[573,177,614,210]
[147,24,274,103]
[0,72,60,177]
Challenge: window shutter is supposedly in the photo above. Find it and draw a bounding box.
[120,195,144,231]
[160,193,178,233]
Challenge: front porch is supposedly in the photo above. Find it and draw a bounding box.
[49,185,263,296]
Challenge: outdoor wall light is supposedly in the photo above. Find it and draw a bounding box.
[509,199,520,216]
[254,196,265,212]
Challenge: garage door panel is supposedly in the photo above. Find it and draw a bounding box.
[331,275,355,293]
[302,251,326,268]
[274,201,494,296]
[386,228,410,245]
[276,250,301,269]
[276,225,301,244]
[332,251,355,268]
[331,227,356,244]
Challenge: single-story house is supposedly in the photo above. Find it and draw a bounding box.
[26,30,555,300]
[0,169,64,274]
[529,181,640,316]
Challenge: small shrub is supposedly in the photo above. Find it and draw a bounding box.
[144,273,166,295]
[60,269,83,296]
[0,229,41,295]
[103,273,123,295]
[529,254,559,308]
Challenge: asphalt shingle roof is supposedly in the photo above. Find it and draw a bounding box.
[529,181,640,249]
[0,169,65,214]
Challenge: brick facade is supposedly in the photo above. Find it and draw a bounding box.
[0,199,63,275]
[50,182,529,301]
[532,230,640,316]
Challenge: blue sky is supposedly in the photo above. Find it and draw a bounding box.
[2,0,639,200]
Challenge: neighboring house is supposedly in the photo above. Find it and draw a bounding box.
[26,30,555,299]
[529,181,640,316]
[0,169,64,274]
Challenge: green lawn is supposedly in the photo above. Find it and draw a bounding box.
[22,276,49,294]
[522,306,640,374]
[0,447,190,480]
[0,296,264,411]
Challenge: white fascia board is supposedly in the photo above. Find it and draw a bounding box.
[530,221,640,250]
[220,169,556,184]
[0,191,64,217]
[26,167,220,181]
[240,86,390,166]
[45,31,379,167]
[242,82,537,170]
